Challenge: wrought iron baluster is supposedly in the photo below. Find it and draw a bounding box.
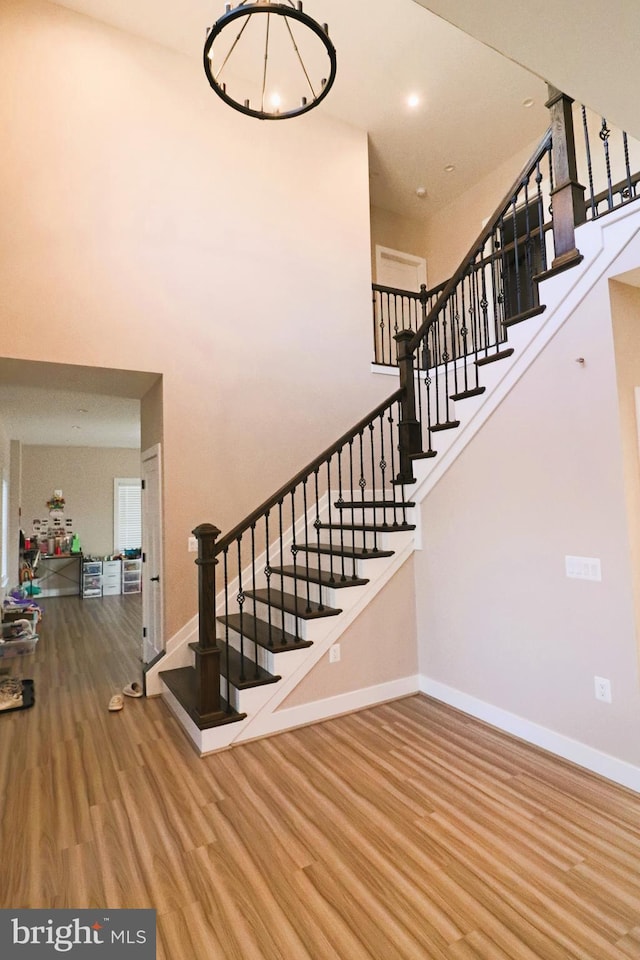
[358,430,368,554]
[581,105,596,218]
[387,407,400,527]
[278,499,292,641]
[326,457,335,588]
[302,479,312,607]
[236,537,246,682]
[600,118,613,211]
[478,260,489,388]
[511,195,522,317]
[623,131,633,203]
[264,510,274,648]
[313,468,324,608]
[223,547,230,709]
[470,262,481,370]
[290,489,301,622]
[368,422,378,553]
[522,174,535,309]
[535,159,548,274]
[250,523,259,679]
[378,412,389,528]
[336,449,347,581]
[348,437,357,579]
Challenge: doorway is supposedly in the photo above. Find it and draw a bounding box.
[0,358,163,681]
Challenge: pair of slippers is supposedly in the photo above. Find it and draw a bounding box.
[108,681,143,712]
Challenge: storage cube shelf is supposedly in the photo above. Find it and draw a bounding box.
[82,560,102,598]
[102,559,122,596]
[122,559,142,594]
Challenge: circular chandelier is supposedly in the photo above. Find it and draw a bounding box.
[203,1,337,120]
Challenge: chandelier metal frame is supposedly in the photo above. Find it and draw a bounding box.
[203,1,337,120]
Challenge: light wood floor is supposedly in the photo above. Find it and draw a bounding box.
[2,597,640,959]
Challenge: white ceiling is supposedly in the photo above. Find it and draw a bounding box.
[0,360,157,449]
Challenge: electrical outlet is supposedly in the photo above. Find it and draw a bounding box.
[329,644,341,663]
[188,536,198,553]
[594,676,612,702]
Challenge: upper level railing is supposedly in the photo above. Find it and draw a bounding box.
[373,89,640,368]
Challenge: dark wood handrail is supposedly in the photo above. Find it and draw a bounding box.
[372,279,448,300]
[215,388,404,554]
[407,128,553,355]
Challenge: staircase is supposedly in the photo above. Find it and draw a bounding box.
[148,88,640,755]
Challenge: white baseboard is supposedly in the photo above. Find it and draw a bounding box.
[250,674,420,740]
[420,676,640,794]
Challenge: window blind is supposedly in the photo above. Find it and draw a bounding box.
[114,478,142,553]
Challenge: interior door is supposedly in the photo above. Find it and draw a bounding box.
[141,444,163,663]
[375,245,427,292]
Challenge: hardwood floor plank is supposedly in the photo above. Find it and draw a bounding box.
[2,597,640,959]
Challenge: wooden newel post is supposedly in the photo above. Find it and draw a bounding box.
[394,329,422,484]
[192,523,224,722]
[546,85,586,271]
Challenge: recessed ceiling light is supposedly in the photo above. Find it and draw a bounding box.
[76,408,88,414]
[415,186,427,198]
[444,164,455,173]
[522,97,534,108]
[407,93,420,109]
[71,425,81,431]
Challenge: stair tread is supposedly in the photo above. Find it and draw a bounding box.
[450,386,486,401]
[476,347,514,367]
[219,613,312,652]
[247,588,342,619]
[335,500,415,509]
[502,304,546,328]
[272,565,370,588]
[188,641,280,689]
[430,420,460,432]
[297,543,395,560]
[160,666,246,730]
[410,450,437,461]
[316,522,416,533]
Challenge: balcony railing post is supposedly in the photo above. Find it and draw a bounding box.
[546,85,586,271]
[394,329,421,483]
[192,522,225,721]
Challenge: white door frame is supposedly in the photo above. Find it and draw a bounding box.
[141,443,164,663]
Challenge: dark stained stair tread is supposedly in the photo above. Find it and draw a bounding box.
[502,304,546,327]
[219,613,312,652]
[247,588,342,619]
[334,500,415,510]
[161,667,246,729]
[272,565,370,588]
[450,386,486,401]
[188,642,280,689]
[476,348,514,366]
[430,420,460,432]
[410,450,437,461]
[316,522,416,533]
[296,543,394,560]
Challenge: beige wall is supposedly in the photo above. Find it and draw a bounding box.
[610,279,640,657]
[415,256,640,765]
[1,0,388,638]
[21,445,142,557]
[422,139,539,286]
[281,558,418,708]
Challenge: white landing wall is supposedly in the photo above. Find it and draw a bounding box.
[416,217,640,791]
